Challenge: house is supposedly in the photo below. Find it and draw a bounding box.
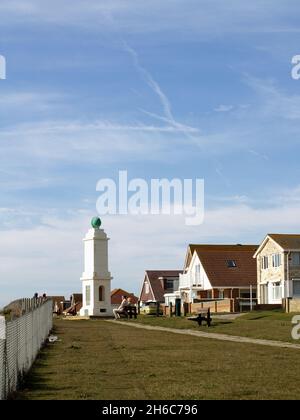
[170,244,258,311]
[48,296,66,313]
[63,293,83,315]
[70,293,82,307]
[254,234,300,307]
[111,288,139,307]
[139,270,182,304]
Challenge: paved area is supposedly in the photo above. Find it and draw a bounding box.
[106,320,300,350]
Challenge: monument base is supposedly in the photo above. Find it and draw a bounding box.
[79,307,113,317]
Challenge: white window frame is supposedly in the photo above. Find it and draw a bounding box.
[195,264,201,285]
[261,256,268,270]
[272,282,282,301]
[272,254,281,268]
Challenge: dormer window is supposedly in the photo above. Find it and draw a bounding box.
[227,260,237,268]
[165,279,174,290]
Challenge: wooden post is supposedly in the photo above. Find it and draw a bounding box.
[137,300,140,315]
[156,301,160,317]
[169,302,173,317]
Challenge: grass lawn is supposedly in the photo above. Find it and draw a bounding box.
[15,316,300,400]
[128,310,298,343]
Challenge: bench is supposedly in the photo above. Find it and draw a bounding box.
[188,308,211,327]
[119,305,137,319]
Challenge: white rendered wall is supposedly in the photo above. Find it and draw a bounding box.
[80,227,113,317]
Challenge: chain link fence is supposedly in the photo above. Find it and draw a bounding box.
[0,298,53,400]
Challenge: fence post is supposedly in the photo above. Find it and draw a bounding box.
[169,302,173,317]
[156,301,160,317]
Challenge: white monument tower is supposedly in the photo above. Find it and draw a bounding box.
[80,217,113,317]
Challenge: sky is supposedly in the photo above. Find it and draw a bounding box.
[1,1,300,307]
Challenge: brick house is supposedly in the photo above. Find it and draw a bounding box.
[174,244,258,310]
[48,296,66,314]
[254,234,300,306]
[139,270,182,304]
[111,288,139,307]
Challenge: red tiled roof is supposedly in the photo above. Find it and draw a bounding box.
[111,288,139,305]
[145,270,182,301]
[190,245,258,288]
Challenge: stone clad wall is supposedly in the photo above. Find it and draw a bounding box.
[289,299,300,313]
[258,240,284,284]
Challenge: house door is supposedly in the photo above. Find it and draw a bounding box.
[260,284,268,304]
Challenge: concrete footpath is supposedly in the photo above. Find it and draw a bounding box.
[106,320,300,350]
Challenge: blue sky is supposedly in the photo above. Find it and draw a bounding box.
[1,1,300,306]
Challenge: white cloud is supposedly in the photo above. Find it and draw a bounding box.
[2,198,300,307]
[0,91,64,108]
[214,105,234,112]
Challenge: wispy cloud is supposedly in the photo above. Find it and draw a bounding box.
[122,41,195,135]
[214,104,234,112]
[244,75,300,120]
[120,40,209,153]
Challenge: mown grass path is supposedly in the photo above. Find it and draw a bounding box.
[15,318,300,400]
[107,319,300,350]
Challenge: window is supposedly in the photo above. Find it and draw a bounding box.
[293,280,300,297]
[291,252,300,266]
[219,289,224,299]
[272,254,281,268]
[99,286,104,302]
[165,279,174,290]
[227,260,237,268]
[195,264,201,284]
[85,286,91,306]
[145,282,149,294]
[272,282,282,301]
[261,256,269,270]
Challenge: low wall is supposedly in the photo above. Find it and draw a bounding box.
[284,298,300,313]
[191,299,233,314]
